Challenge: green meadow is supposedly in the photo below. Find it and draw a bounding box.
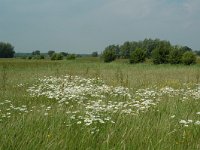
[0,58,200,150]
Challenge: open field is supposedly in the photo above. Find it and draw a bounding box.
[0,58,200,149]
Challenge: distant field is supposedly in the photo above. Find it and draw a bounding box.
[0,58,200,149]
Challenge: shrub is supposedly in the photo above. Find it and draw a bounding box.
[51,53,63,60]
[91,51,98,57]
[168,48,183,64]
[152,48,170,64]
[182,51,196,65]
[103,49,116,62]
[151,41,171,64]
[129,48,146,64]
[27,56,32,59]
[32,55,45,60]
[0,42,15,58]
[66,54,76,60]
[48,50,55,57]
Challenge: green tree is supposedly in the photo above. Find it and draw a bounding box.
[91,51,98,57]
[182,51,196,65]
[130,48,146,64]
[32,50,40,56]
[120,41,131,58]
[0,42,15,58]
[60,52,68,57]
[102,45,117,62]
[194,50,200,56]
[51,53,63,60]
[66,54,76,60]
[168,47,183,64]
[152,41,171,64]
[48,50,55,57]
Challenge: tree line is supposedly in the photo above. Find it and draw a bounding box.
[102,38,198,65]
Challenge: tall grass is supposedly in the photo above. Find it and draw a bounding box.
[0,58,200,149]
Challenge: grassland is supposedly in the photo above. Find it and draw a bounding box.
[0,57,200,150]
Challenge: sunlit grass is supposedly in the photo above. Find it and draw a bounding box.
[0,58,200,149]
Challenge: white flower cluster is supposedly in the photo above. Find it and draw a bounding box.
[25,75,200,127]
[27,75,161,126]
[0,100,29,121]
[160,85,200,100]
[179,119,200,127]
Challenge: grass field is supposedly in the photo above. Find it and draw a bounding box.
[0,57,200,150]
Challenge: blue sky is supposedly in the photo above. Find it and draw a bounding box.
[0,0,200,53]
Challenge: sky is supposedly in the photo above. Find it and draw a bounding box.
[0,0,200,53]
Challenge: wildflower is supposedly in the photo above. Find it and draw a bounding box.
[196,112,200,115]
[195,121,200,125]
[77,121,82,124]
[179,120,187,124]
[171,115,175,119]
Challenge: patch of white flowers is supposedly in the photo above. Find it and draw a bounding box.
[26,75,200,127]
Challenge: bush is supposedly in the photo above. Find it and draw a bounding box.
[151,41,171,64]
[66,54,76,60]
[168,48,183,64]
[0,42,15,58]
[27,56,32,59]
[152,48,170,64]
[51,53,63,60]
[48,50,55,57]
[91,51,98,57]
[182,51,196,65]
[32,55,45,60]
[129,48,146,64]
[103,49,116,62]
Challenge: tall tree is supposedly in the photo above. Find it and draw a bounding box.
[48,50,55,57]
[32,50,40,56]
[120,41,131,58]
[0,42,15,58]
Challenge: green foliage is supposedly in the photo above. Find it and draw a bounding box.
[130,48,146,64]
[60,52,68,57]
[182,51,196,65]
[27,56,32,60]
[103,39,194,65]
[91,51,98,57]
[48,50,55,57]
[152,41,171,64]
[32,50,40,56]
[194,51,200,56]
[168,47,183,64]
[66,54,76,60]
[32,55,45,60]
[179,46,192,53]
[0,42,15,58]
[51,53,63,60]
[120,41,131,58]
[102,45,118,62]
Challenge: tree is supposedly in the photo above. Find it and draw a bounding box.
[51,53,63,60]
[130,48,146,64]
[66,54,76,60]
[180,46,192,53]
[182,51,196,65]
[60,52,68,57]
[32,50,40,56]
[48,50,55,57]
[102,45,117,62]
[91,51,98,57]
[120,41,131,58]
[168,47,183,64]
[152,41,171,64]
[194,50,200,56]
[0,42,15,58]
